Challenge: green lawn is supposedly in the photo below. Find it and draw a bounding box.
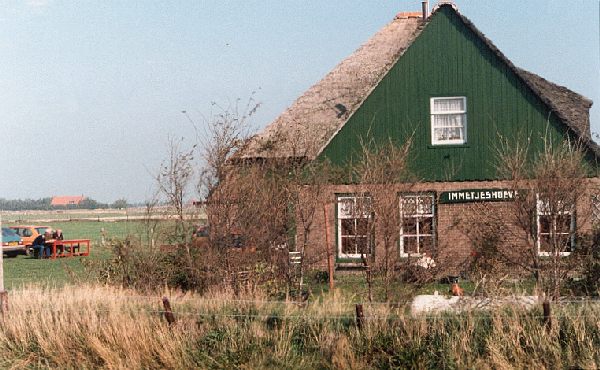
[1,220,158,289]
[2,219,538,298]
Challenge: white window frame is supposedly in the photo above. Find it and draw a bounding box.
[337,195,372,259]
[430,96,467,145]
[399,193,435,257]
[536,196,574,257]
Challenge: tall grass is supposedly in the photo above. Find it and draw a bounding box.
[0,285,598,369]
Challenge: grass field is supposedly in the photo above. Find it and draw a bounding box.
[0,285,598,369]
[1,220,163,289]
[1,208,146,222]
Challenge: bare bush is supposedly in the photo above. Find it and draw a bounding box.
[461,136,598,301]
[349,136,440,301]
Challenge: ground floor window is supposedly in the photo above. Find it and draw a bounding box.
[337,195,372,259]
[399,193,435,257]
[536,197,574,256]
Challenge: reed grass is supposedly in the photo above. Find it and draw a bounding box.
[0,285,598,369]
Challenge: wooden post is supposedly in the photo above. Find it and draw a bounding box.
[162,297,176,325]
[355,304,364,330]
[323,204,335,291]
[543,299,551,331]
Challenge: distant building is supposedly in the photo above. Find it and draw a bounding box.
[51,195,85,206]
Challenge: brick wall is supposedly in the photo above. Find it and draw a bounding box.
[298,179,600,276]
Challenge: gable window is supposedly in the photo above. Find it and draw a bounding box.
[399,194,435,257]
[536,197,575,256]
[337,195,373,259]
[430,97,467,145]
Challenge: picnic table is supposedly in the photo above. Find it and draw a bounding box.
[34,239,91,259]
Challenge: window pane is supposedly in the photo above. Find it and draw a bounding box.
[341,219,356,236]
[402,197,417,215]
[434,127,463,141]
[539,235,552,253]
[418,196,433,215]
[402,218,417,235]
[557,215,571,233]
[449,127,463,140]
[558,235,572,251]
[404,237,418,254]
[419,236,434,255]
[539,216,551,234]
[540,235,572,254]
[356,219,369,235]
[433,114,464,128]
[563,239,573,253]
[342,237,356,254]
[420,218,433,235]
[339,199,355,218]
[433,98,465,112]
[356,237,369,255]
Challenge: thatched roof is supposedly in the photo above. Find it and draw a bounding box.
[517,69,592,138]
[239,4,595,160]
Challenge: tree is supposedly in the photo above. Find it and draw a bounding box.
[195,96,259,200]
[461,136,597,302]
[156,136,195,238]
[351,137,426,301]
[112,198,128,209]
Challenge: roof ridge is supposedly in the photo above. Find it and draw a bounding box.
[516,68,593,107]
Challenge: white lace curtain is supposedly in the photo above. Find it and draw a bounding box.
[433,98,465,113]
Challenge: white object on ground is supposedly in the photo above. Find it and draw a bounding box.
[411,295,538,315]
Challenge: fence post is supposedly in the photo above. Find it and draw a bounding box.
[542,299,551,331]
[162,297,176,325]
[355,304,364,330]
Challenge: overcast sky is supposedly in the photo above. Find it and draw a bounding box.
[1,0,599,203]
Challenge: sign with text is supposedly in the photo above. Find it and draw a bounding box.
[439,189,518,204]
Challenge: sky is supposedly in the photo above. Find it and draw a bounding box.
[1,0,599,204]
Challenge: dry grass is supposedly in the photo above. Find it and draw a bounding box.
[0,285,598,369]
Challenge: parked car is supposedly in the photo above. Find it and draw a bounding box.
[2,227,26,256]
[9,225,52,254]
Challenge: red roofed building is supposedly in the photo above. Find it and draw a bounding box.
[51,196,85,206]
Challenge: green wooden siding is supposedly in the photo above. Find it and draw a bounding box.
[319,6,584,181]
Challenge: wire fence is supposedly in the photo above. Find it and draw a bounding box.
[7,292,598,324]
[29,305,600,322]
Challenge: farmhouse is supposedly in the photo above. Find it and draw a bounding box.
[51,195,85,206]
[237,4,599,271]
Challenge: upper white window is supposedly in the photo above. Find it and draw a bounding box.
[536,197,574,257]
[430,97,467,145]
[337,196,373,259]
[399,194,435,257]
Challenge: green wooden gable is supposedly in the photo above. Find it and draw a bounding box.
[318,6,594,181]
